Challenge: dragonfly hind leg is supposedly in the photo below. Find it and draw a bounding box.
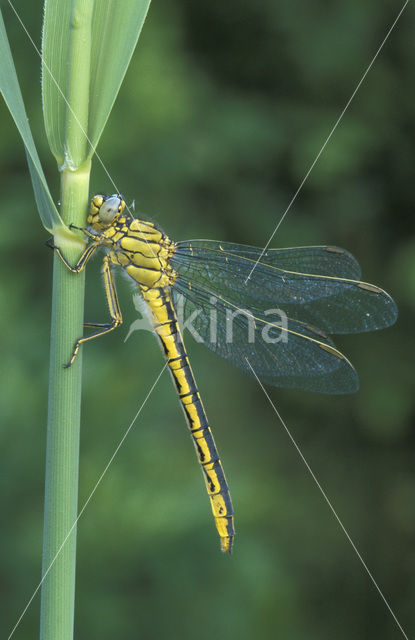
[65,255,123,367]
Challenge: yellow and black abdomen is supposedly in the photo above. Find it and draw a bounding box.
[142,285,235,553]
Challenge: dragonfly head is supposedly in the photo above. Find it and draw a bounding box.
[88,194,126,230]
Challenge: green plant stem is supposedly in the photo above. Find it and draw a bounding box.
[40,164,91,640]
[40,1,93,638]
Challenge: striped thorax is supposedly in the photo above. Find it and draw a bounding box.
[88,194,177,291]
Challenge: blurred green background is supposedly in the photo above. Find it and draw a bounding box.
[1,1,414,638]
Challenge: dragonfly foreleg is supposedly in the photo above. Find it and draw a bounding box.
[64,255,123,367]
[69,223,98,241]
[49,239,101,273]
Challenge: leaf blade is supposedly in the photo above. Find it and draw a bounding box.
[87,0,152,154]
[0,8,65,234]
[42,0,152,165]
[42,0,72,167]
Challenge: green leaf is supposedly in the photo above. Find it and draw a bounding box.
[0,8,67,235]
[41,0,72,168]
[42,0,152,167]
[88,0,152,155]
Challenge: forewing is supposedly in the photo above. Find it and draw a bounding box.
[171,241,397,334]
[176,241,362,278]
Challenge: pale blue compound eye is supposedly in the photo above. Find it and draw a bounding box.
[99,195,123,223]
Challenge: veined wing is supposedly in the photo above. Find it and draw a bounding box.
[176,240,362,278]
[172,277,359,394]
[171,241,397,334]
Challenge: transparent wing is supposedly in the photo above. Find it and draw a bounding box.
[172,277,359,394]
[176,240,362,278]
[171,241,397,334]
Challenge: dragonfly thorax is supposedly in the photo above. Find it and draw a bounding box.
[110,218,176,289]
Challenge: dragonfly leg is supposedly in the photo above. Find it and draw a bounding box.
[50,239,101,273]
[69,224,98,241]
[65,255,123,367]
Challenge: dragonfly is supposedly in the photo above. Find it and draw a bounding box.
[51,193,398,554]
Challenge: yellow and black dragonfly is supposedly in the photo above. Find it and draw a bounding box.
[51,194,398,554]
